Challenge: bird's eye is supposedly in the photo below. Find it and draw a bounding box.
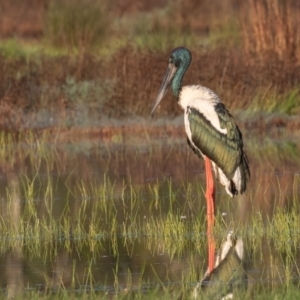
[175,59,181,67]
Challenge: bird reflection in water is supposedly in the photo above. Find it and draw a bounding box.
[193,231,247,300]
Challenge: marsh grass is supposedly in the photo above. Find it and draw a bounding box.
[0,39,39,61]
[0,53,115,129]
[1,38,299,124]
[242,0,300,62]
[249,87,300,115]
[2,170,300,297]
[1,1,300,129]
[0,2,300,298]
[0,132,299,298]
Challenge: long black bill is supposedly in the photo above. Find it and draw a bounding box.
[151,63,177,115]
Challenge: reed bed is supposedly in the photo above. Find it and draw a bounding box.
[241,0,300,62]
[1,1,300,127]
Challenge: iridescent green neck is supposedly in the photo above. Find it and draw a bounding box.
[171,69,183,98]
[171,60,189,99]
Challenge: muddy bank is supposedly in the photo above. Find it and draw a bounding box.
[12,113,299,145]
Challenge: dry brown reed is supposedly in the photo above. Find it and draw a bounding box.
[168,0,240,33]
[241,0,300,62]
[103,46,300,116]
[0,44,300,131]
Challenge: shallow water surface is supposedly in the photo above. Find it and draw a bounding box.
[0,134,299,298]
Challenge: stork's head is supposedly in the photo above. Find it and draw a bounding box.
[151,47,192,115]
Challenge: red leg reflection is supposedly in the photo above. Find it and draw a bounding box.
[205,156,216,273]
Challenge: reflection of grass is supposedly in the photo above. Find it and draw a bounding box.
[0,132,300,297]
[2,168,300,295]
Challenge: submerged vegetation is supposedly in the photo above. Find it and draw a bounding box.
[0,132,299,298]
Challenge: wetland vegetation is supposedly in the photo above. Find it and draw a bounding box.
[0,0,299,299]
[0,131,299,299]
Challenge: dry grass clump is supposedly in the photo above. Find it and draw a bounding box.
[241,0,300,62]
[168,0,240,34]
[44,0,110,52]
[0,54,114,130]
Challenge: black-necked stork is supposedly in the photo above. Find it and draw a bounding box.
[151,47,250,225]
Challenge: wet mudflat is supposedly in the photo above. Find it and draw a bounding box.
[0,130,299,299]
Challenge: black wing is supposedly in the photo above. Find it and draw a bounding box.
[187,104,250,185]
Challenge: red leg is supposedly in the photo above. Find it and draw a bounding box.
[204,156,216,273]
[205,156,215,225]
